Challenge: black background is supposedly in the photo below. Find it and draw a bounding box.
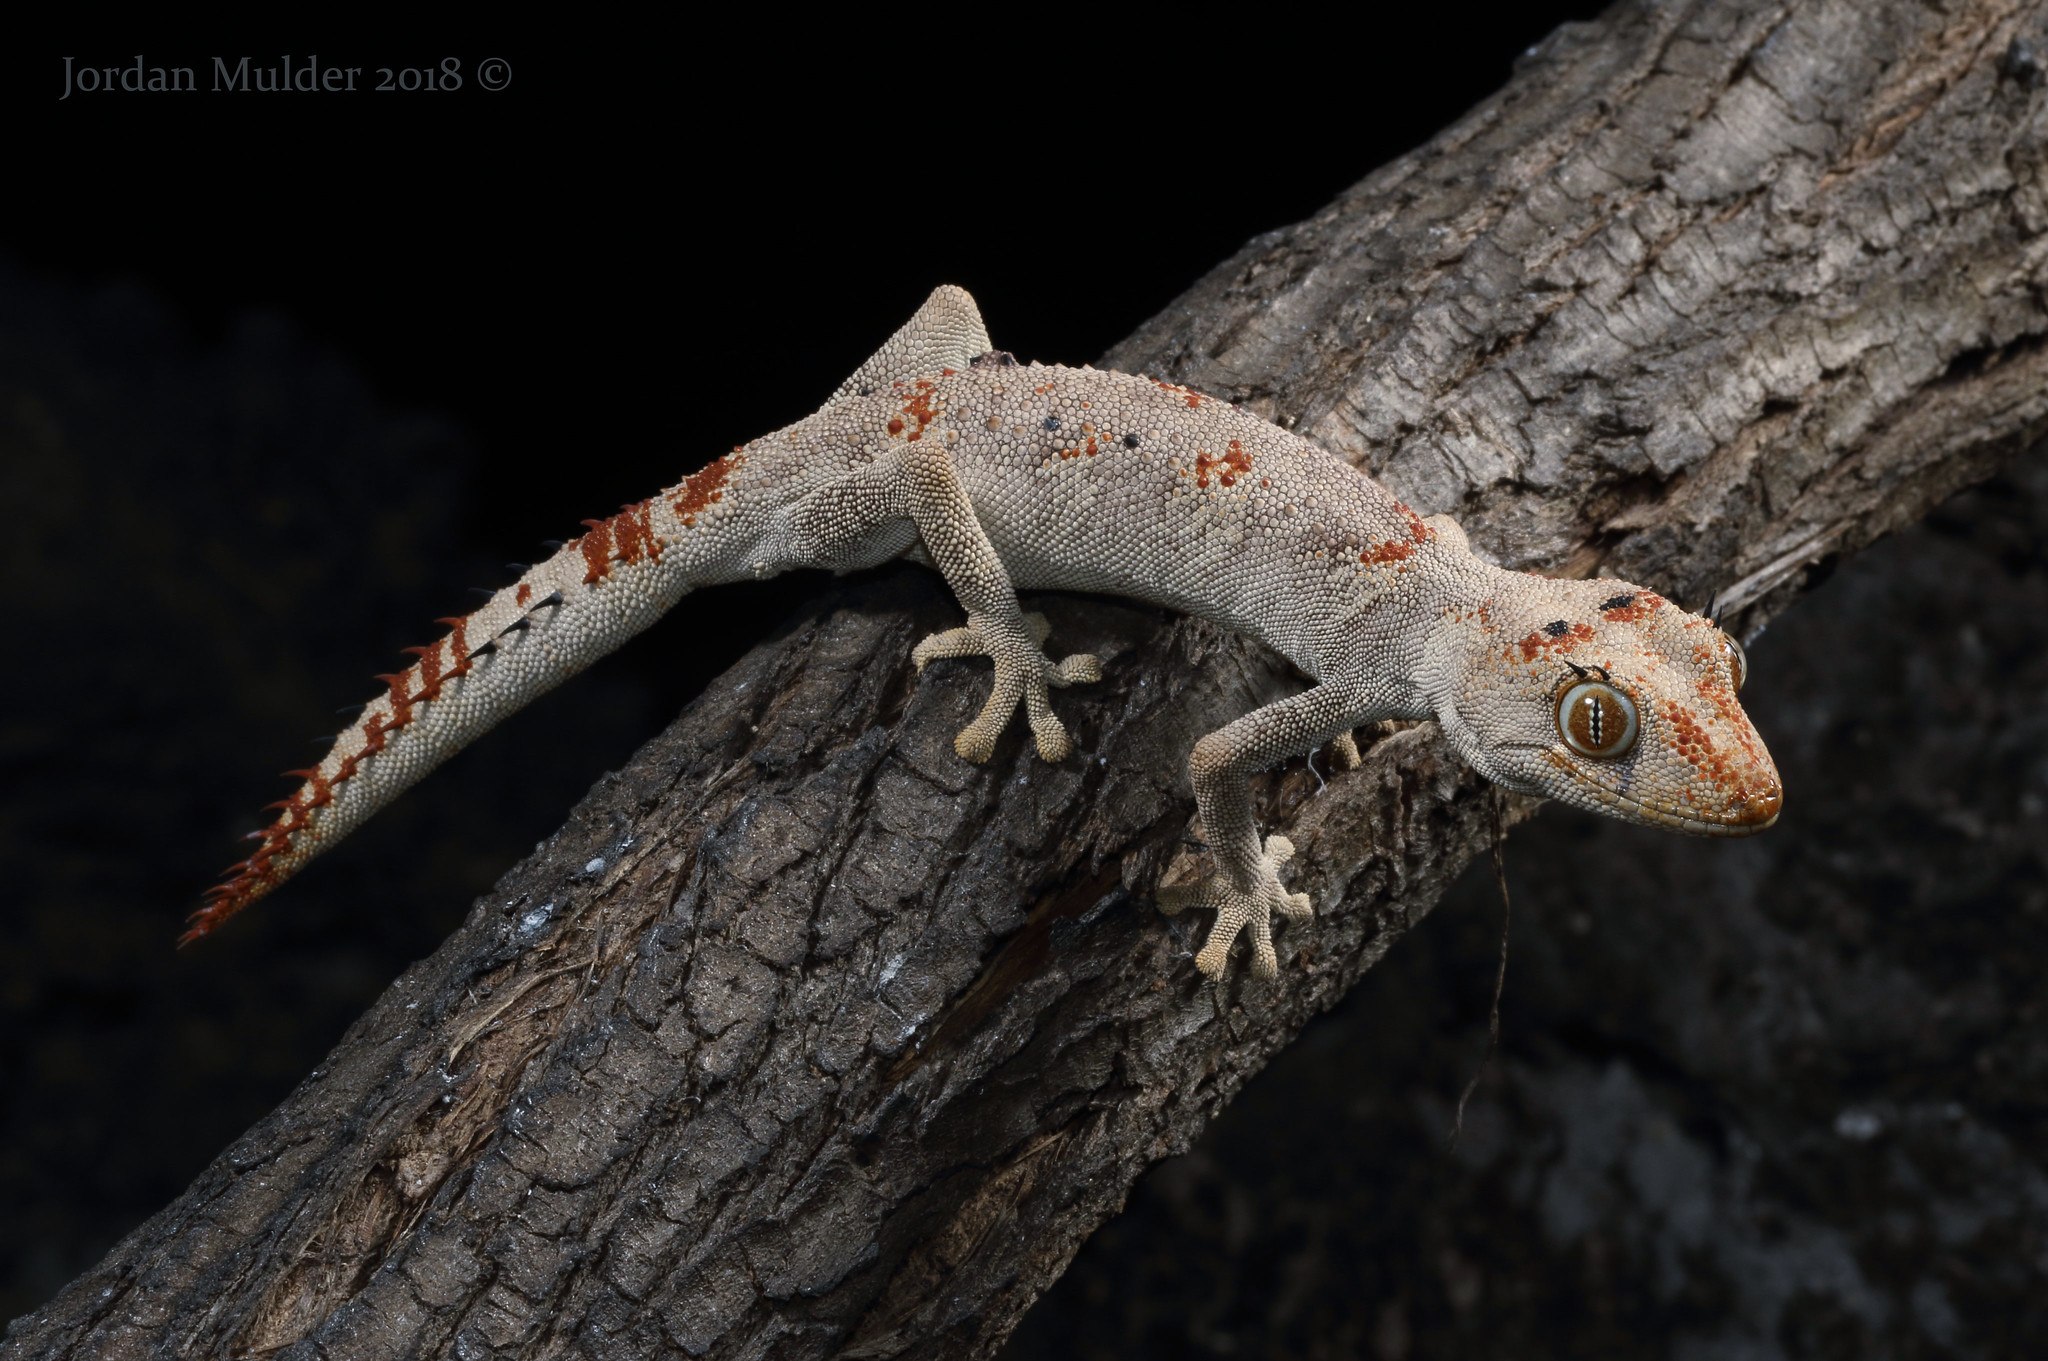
[6,9,2042,1359]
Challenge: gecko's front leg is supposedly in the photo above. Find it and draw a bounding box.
[1160,682,1388,978]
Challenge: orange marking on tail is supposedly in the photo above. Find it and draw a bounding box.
[614,500,660,566]
[184,861,283,944]
[429,618,474,681]
[279,767,335,810]
[374,672,417,728]
[579,499,664,582]
[579,517,615,583]
[673,453,737,529]
[404,639,448,702]
[446,618,471,678]
[516,583,533,606]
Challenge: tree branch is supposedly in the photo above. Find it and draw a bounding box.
[9,1,2047,1357]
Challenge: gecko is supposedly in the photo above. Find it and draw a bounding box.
[188,286,1781,977]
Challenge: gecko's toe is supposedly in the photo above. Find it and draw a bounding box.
[912,625,980,671]
[1052,653,1103,686]
[1030,716,1074,762]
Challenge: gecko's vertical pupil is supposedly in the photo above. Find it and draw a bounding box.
[1557,678,1638,758]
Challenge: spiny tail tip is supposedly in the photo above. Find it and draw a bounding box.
[180,875,268,947]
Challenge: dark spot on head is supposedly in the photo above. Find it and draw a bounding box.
[1044,416,1060,431]
[1600,594,1634,612]
[857,385,873,397]
[1543,620,1571,638]
[1123,432,1141,448]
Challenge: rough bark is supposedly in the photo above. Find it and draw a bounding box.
[9,1,2048,1357]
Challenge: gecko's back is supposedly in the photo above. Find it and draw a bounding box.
[775,362,1454,680]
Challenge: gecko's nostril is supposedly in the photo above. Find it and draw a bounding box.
[1733,783,1783,827]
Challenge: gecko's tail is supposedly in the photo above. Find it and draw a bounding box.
[186,451,752,944]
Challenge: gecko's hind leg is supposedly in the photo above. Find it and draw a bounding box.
[901,440,1100,762]
[753,446,1097,761]
[913,612,1102,761]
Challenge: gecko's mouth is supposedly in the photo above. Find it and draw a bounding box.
[1542,749,1782,836]
[1586,791,1781,836]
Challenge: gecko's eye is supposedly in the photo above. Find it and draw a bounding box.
[1556,677,1639,759]
[1722,631,1748,692]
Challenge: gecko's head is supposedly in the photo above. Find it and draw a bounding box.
[1425,579,1781,835]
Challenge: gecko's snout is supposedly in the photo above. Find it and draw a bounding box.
[1730,781,1783,830]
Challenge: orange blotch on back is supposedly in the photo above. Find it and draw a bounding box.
[1192,439,1253,489]
[1151,378,1208,409]
[900,379,939,441]
[1363,504,1437,565]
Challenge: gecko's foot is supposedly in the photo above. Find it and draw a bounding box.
[1329,730,1363,770]
[1157,834,1313,979]
[913,612,1101,763]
